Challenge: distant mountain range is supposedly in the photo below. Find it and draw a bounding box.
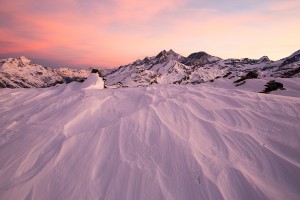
[0,56,89,88]
[1,49,299,88]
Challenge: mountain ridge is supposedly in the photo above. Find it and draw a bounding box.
[1,49,300,88]
[103,49,300,88]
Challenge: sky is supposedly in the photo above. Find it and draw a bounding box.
[0,0,300,68]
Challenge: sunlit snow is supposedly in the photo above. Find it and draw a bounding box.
[0,79,299,199]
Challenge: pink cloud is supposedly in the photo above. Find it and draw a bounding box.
[0,0,299,67]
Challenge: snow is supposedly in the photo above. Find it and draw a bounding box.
[81,73,105,90]
[0,80,300,200]
[207,78,300,97]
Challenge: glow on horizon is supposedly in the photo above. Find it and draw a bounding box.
[0,0,300,68]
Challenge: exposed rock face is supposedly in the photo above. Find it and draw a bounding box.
[181,51,221,67]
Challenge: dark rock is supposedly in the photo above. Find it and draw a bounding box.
[223,72,232,78]
[280,53,300,67]
[234,71,259,83]
[280,67,300,78]
[260,80,285,93]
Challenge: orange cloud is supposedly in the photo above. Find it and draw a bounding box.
[0,0,299,68]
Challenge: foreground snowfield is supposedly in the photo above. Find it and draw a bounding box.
[0,79,300,200]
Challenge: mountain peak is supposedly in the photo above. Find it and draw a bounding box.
[167,49,176,54]
[181,51,218,67]
[154,49,183,61]
[155,50,168,58]
[258,56,270,63]
[186,51,210,59]
[156,49,180,57]
[19,56,29,60]
[16,56,33,65]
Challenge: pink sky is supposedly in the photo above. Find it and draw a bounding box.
[0,0,300,68]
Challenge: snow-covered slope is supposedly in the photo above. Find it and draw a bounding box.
[0,57,89,88]
[0,79,299,200]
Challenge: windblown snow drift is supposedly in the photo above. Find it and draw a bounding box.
[0,80,300,200]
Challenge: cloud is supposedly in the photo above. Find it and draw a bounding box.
[0,0,299,67]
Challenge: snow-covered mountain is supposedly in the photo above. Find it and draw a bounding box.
[0,57,89,88]
[1,49,300,88]
[104,49,300,88]
[0,56,62,88]
[56,68,89,83]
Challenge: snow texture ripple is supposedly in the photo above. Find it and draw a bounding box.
[0,81,300,200]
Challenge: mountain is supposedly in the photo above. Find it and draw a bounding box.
[1,49,300,88]
[104,49,300,88]
[103,49,186,87]
[56,68,89,83]
[0,57,89,88]
[0,56,62,88]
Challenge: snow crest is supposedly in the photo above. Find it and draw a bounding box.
[81,73,104,90]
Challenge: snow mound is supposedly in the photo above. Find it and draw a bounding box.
[0,83,299,199]
[81,73,104,90]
